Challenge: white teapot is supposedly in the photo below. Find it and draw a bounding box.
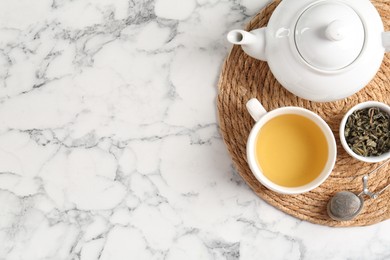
[227,0,390,102]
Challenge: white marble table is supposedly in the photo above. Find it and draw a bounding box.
[0,0,389,259]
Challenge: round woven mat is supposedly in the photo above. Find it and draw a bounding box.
[218,0,390,227]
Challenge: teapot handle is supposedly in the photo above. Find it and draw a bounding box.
[383,32,390,52]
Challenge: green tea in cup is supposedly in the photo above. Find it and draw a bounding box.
[255,114,329,187]
[246,98,337,194]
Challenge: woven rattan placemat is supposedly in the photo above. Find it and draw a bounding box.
[217,0,390,227]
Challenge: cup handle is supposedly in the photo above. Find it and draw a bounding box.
[246,98,267,122]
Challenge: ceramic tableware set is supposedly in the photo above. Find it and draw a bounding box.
[226,0,390,222]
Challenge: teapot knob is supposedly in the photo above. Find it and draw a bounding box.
[325,20,346,41]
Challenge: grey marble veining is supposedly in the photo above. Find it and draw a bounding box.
[0,0,390,259]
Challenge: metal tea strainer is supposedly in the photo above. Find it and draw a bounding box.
[327,159,390,221]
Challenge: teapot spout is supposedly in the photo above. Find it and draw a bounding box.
[383,31,390,52]
[227,28,267,61]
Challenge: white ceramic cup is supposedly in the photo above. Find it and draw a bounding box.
[339,101,390,163]
[246,98,337,194]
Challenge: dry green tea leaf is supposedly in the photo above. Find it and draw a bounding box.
[344,107,390,157]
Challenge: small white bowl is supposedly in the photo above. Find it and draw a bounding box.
[340,101,390,163]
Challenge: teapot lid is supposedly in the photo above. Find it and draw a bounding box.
[295,1,365,71]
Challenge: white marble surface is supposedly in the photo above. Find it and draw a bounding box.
[0,0,389,259]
